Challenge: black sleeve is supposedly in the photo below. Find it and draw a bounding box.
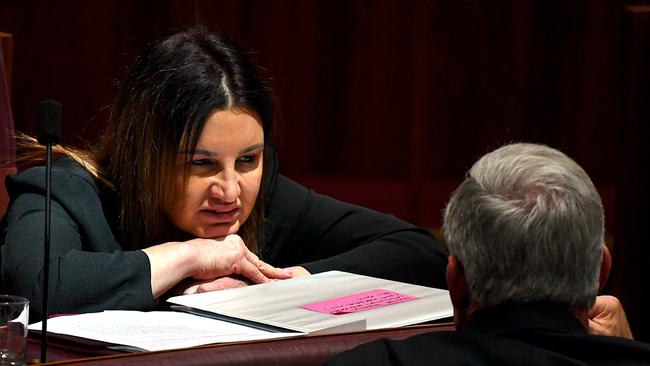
[263,175,448,288]
[1,165,156,321]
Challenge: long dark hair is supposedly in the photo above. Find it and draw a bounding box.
[20,25,275,253]
[98,25,275,252]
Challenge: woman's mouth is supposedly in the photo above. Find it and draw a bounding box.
[199,207,240,223]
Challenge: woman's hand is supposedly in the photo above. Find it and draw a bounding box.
[181,265,313,295]
[182,275,251,294]
[186,234,291,282]
[143,234,292,298]
[285,266,311,278]
[182,265,313,294]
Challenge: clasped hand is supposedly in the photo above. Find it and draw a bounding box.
[181,234,293,294]
[588,295,633,340]
[143,234,293,298]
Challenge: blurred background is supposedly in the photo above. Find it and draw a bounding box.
[1,0,649,339]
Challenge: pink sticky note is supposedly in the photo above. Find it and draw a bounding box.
[301,289,417,315]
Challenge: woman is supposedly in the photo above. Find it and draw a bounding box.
[0,25,447,321]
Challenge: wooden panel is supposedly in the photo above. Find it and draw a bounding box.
[0,32,12,93]
[0,0,635,277]
[0,1,626,223]
[1,32,14,216]
[611,4,650,342]
[0,0,645,339]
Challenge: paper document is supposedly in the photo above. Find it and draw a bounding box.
[29,310,302,352]
[168,271,453,334]
[27,271,452,352]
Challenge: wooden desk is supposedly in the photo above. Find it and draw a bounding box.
[27,322,454,365]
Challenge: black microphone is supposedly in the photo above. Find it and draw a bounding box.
[37,100,62,145]
[36,99,61,363]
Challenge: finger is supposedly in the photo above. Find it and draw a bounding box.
[237,259,272,284]
[284,266,311,278]
[197,278,248,293]
[183,284,200,295]
[588,299,606,318]
[588,319,605,335]
[587,305,602,319]
[257,261,294,279]
[243,251,292,279]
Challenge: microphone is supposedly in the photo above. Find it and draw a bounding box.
[36,99,61,363]
[37,100,62,145]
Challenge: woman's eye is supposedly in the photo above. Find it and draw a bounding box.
[190,159,212,166]
[237,155,258,164]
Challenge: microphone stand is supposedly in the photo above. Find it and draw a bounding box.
[40,142,52,363]
[36,99,60,364]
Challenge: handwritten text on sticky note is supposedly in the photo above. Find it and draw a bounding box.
[301,289,417,315]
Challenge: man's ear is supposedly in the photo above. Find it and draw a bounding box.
[447,256,469,308]
[598,244,612,293]
[447,256,470,329]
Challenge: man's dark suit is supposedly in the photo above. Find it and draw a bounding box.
[326,302,650,365]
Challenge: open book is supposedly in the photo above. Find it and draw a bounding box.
[167,271,453,335]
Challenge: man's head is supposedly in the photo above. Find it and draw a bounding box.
[443,143,609,326]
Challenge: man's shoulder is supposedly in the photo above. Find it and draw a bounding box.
[326,331,498,366]
[526,331,650,365]
[326,329,650,366]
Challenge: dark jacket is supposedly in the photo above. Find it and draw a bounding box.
[1,158,447,320]
[326,302,650,365]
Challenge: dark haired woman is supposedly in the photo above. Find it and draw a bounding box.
[0,26,447,321]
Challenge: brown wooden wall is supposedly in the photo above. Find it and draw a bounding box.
[1,0,649,339]
[612,4,650,342]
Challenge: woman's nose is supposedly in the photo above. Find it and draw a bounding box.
[209,171,240,202]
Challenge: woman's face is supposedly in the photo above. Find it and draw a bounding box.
[164,109,264,239]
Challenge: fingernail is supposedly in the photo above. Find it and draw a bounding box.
[284,268,294,275]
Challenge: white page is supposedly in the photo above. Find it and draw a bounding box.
[28,310,303,352]
[169,271,453,334]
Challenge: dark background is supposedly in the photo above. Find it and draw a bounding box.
[1,0,649,340]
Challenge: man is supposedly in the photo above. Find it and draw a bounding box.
[327,143,650,365]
